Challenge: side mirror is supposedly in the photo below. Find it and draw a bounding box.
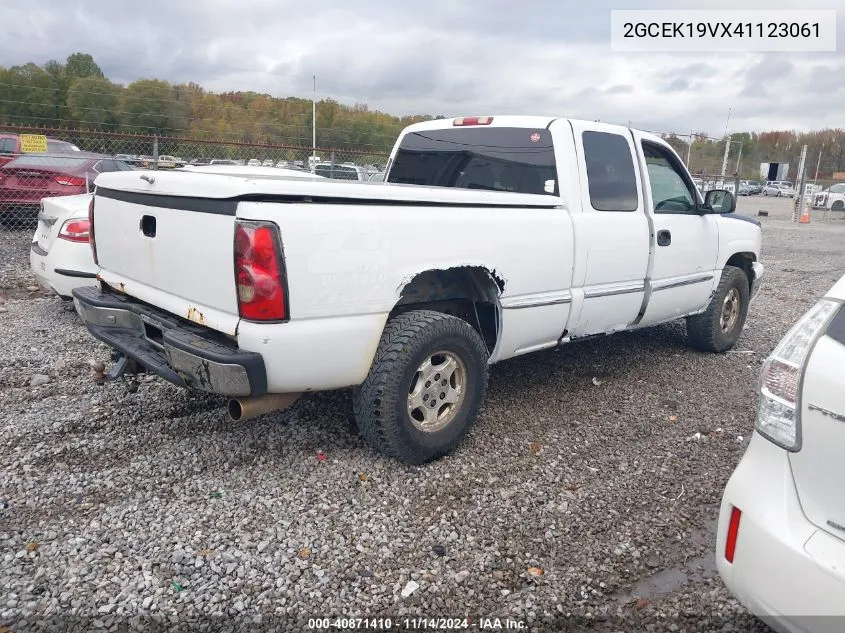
[704,189,736,214]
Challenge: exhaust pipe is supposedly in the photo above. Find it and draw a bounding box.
[227,393,302,422]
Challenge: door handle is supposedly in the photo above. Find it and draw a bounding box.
[657,230,672,246]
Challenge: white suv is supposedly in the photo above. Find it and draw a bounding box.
[717,274,845,632]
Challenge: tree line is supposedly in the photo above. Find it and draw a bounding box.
[1,53,844,180]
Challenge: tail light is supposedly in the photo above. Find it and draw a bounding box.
[234,220,288,321]
[724,506,742,563]
[755,299,840,450]
[54,175,87,187]
[58,219,91,243]
[88,196,98,264]
[453,116,493,126]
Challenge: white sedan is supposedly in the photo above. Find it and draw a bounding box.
[716,274,845,632]
[29,193,97,299]
[762,183,797,197]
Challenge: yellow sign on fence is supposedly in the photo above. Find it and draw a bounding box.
[19,134,48,153]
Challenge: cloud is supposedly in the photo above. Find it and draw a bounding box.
[1,0,844,136]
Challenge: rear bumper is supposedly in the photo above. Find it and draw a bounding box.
[750,262,764,301]
[30,240,98,298]
[72,286,267,397]
[717,433,845,632]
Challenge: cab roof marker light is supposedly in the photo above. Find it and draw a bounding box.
[453,116,493,126]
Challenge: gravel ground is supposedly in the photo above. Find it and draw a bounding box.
[1,198,844,632]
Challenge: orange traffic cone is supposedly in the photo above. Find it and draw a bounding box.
[800,202,811,224]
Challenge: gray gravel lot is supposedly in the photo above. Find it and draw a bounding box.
[1,199,844,632]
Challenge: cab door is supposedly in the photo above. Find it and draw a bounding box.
[564,120,650,337]
[631,133,720,327]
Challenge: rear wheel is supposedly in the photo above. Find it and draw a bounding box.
[353,310,489,464]
[686,265,750,353]
[832,200,844,211]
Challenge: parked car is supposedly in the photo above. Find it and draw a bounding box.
[247,159,262,167]
[261,159,274,167]
[716,273,845,632]
[209,159,238,166]
[737,183,754,196]
[0,134,81,168]
[29,193,97,299]
[314,162,371,181]
[739,180,762,195]
[114,154,142,166]
[276,160,290,168]
[813,183,845,211]
[762,182,797,197]
[368,172,385,182]
[0,152,134,226]
[73,115,763,464]
[156,155,182,169]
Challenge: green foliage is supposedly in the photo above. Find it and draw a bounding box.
[64,53,104,79]
[120,79,186,133]
[67,77,121,129]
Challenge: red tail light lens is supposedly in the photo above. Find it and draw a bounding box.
[88,196,98,264]
[724,506,742,563]
[234,221,288,321]
[54,175,87,187]
[58,219,91,243]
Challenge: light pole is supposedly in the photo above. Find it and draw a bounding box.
[686,131,694,168]
[814,146,823,184]
[312,75,317,172]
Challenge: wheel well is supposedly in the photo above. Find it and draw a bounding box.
[725,252,755,293]
[392,266,504,353]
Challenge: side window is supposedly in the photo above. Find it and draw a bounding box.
[582,131,638,211]
[641,142,696,214]
[0,138,16,154]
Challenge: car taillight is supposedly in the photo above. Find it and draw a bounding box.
[88,196,98,264]
[234,220,288,321]
[58,219,91,243]
[453,116,493,126]
[54,175,87,187]
[755,298,840,451]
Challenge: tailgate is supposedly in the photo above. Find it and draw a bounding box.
[92,181,240,336]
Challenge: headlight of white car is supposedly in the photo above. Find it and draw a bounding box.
[756,299,841,450]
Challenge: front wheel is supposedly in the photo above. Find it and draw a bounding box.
[832,200,844,212]
[686,265,750,353]
[353,310,489,464]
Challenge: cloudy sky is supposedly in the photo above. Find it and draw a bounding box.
[1,0,843,137]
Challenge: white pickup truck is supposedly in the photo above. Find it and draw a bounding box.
[73,116,764,464]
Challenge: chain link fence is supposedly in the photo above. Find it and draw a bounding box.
[0,125,390,230]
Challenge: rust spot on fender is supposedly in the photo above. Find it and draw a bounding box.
[187,306,206,325]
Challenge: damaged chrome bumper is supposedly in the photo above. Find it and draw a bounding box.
[750,262,764,301]
[72,286,266,397]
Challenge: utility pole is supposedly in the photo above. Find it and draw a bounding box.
[686,131,694,168]
[792,144,808,223]
[814,146,823,183]
[312,75,317,172]
[720,107,732,177]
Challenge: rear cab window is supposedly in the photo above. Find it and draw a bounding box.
[581,131,639,211]
[387,127,558,196]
